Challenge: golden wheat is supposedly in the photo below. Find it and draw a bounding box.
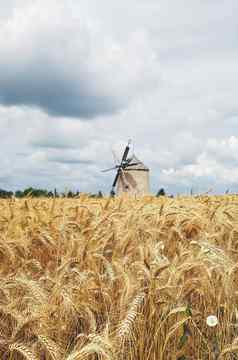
[1,195,238,359]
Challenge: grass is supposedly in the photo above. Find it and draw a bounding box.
[0,194,238,359]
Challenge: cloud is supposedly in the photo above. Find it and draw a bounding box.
[46,150,94,165]
[0,0,160,118]
[160,136,238,193]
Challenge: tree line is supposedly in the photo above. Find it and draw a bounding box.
[0,187,166,198]
[0,187,104,199]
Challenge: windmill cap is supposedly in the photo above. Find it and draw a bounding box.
[125,155,149,171]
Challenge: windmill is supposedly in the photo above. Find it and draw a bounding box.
[102,140,150,196]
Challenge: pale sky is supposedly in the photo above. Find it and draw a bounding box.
[0,0,238,194]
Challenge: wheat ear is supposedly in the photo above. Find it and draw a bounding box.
[9,343,38,360]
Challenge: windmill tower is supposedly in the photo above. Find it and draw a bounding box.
[102,141,150,196]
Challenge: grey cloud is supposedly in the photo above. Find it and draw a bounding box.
[0,1,160,119]
[0,67,121,119]
[31,137,75,150]
[47,156,93,165]
[16,152,28,157]
[0,176,12,185]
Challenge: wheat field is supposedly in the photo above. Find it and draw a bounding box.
[1,194,238,359]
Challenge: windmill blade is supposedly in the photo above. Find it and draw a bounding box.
[110,140,132,196]
[123,162,141,168]
[112,149,120,165]
[121,145,130,163]
[111,163,130,195]
[112,169,121,188]
[121,140,131,163]
[120,166,130,191]
[101,166,118,173]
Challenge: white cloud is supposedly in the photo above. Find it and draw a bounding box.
[160,136,238,193]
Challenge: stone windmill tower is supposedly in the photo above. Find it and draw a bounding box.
[102,141,150,196]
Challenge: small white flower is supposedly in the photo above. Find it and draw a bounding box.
[206,315,218,327]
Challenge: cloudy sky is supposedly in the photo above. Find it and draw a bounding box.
[0,0,238,194]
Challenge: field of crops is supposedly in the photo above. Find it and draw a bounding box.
[1,195,238,359]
